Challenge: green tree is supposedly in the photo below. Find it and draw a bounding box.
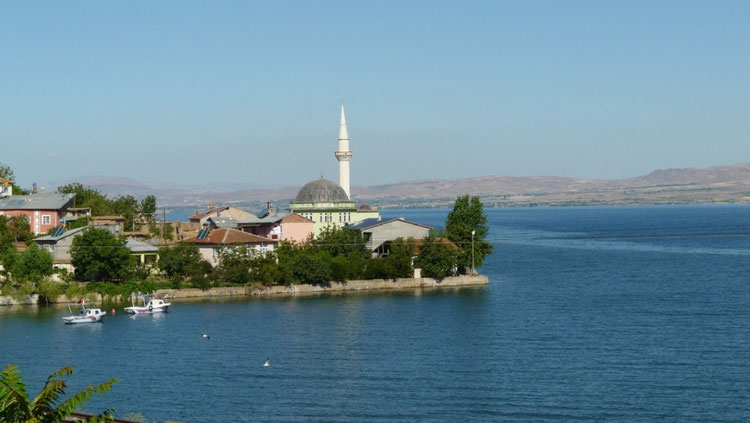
[157,243,203,279]
[413,236,458,279]
[314,225,369,259]
[292,248,334,286]
[215,246,255,286]
[0,216,15,253]
[0,162,30,195]
[57,183,113,216]
[111,195,138,231]
[0,365,117,423]
[248,253,282,285]
[140,195,157,223]
[8,216,32,243]
[0,216,33,253]
[70,228,130,281]
[2,244,53,284]
[384,237,415,278]
[445,195,493,273]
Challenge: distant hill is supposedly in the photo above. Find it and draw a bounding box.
[64,163,750,208]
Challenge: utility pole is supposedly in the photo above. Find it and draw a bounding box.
[471,229,476,274]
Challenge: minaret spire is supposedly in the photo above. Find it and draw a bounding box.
[335,103,353,199]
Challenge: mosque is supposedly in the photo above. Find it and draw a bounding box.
[289,105,380,236]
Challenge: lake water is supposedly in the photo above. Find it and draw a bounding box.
[1,205,749,422]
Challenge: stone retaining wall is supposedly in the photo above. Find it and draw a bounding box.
[0,275,489,306]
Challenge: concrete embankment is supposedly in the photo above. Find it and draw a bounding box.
[0,275,489,306]
[155,275,489,301]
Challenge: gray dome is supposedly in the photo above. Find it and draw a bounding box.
[296,178,349,202]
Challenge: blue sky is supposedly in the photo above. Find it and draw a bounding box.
[1,1,748,189]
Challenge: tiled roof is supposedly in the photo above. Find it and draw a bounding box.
[183,228,275,245]
[281,213,313,224]
[412,237,459,253]
[188,206,230,220]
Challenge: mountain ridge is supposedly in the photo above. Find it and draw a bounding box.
[59,162,750,207]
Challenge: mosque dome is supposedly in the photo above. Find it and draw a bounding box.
[295,178,350,202]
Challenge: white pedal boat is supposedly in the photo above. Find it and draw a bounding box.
[63,301,106,324]
[124,293,171,314]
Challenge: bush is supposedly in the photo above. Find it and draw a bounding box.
[37,278,63,304]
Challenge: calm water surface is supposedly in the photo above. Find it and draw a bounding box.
[1,205,749,422]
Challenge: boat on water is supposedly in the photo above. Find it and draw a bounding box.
[63,300,106,324]
[124,293,171,314]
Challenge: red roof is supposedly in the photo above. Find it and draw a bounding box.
[188,206,230,221]
[183,228,275,245]
[412,237,459,253]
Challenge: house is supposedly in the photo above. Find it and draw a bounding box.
[61,207,92,226]
[205,216,240,230]
[34,224,155,271]
[188,205,256,226]
[182,228,277,266]
[347,217,432,256]
[91,215,125,232]
[236,211,314,243]
[126,239,159,267]
[0,193,76,235]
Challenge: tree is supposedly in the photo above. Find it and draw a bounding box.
[57,183,113,216]
[7,216,32,243]
[0,162,29,195]
[2,244,53,284]
[248,253,282,285]
[0,216,15,253]
[445,195,493,273]
[111,195,138,231]
[215,246,255,286]
[70,228,130,281]
[292,248,334,286]
[413,236,458,279]
[140,195,157,223]
[384,237,415,278]
[0,364,117,423]
[314,225,369,259]
[157,243,203,279]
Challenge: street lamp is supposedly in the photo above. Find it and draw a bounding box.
[471,229,476,274]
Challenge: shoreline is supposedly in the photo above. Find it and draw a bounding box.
[0,275,489,306]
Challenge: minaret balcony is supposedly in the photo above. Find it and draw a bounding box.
[335,151,353,161]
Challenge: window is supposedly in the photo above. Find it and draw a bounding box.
[42,215,51,225]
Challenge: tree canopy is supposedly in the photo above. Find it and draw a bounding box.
[445,195,493,272]
[1,244,53,284]
[0,162,30,195]
[70,228,130,281]
[0,216,32,253]
[413,235,458,279]
[57,183,157,231]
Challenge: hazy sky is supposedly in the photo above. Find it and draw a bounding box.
[2,1,748,189]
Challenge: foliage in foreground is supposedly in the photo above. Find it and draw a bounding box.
[0,365,117,423]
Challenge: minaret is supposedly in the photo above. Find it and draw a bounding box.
[335,104,353,199]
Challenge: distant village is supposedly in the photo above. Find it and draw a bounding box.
[0,106,462,280]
